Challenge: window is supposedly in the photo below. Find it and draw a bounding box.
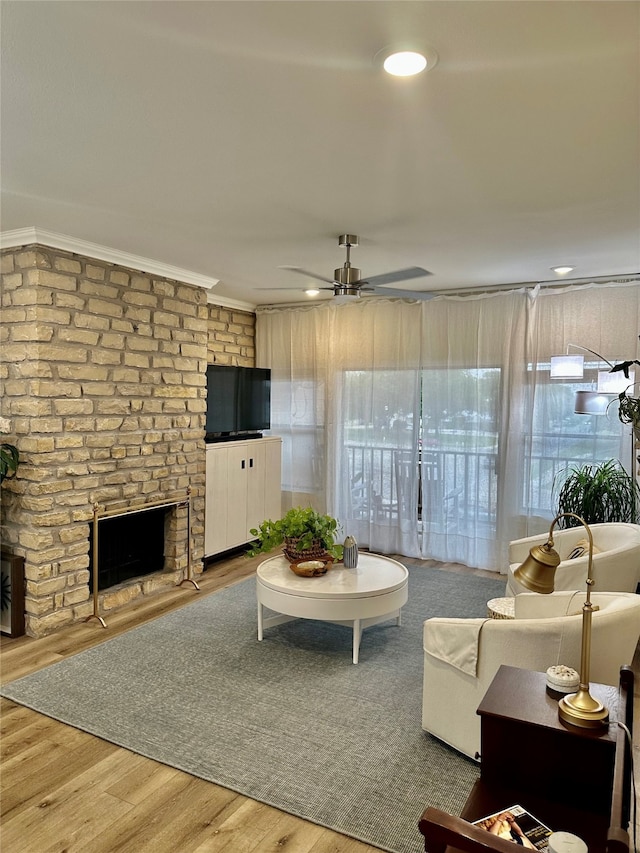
[524,360,626,517]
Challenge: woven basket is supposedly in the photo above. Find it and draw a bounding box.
[283,537,332,563]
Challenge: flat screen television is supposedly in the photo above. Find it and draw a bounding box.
[205,365,271,441]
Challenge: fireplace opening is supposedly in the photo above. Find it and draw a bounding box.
[89,506,168,592]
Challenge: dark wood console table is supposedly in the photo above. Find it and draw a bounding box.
[461,665,621,852]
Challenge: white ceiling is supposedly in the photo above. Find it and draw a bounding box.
[2,1,639,309]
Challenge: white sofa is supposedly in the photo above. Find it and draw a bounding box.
[422,590,640,760]
[506,522,640,596]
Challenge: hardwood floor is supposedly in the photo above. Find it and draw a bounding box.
[1,553,637,852]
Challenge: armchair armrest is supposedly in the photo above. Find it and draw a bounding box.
[423,617,488,676]
[513,591,584,619]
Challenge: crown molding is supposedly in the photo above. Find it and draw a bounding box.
[0,227,262,313]
[0,227,220,290]
[0,226,225,291]
[205,290,257,312]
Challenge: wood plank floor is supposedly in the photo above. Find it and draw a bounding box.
[1,552,637,852]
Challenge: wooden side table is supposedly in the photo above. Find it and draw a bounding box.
[419,666,634,853]
[459,665,620,853]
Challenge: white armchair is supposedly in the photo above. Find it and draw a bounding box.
[421,591,640,760]
[506,522,640,596]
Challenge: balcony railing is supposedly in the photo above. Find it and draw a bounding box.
[344,435,622,528]
[275,424,624,530]
[345,443,498,527]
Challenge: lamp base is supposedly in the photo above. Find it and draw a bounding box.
[558,687,609,729]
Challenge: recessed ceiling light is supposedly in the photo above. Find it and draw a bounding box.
[384,51,427,76]
[375,45,438,77]
[551,266,575,275]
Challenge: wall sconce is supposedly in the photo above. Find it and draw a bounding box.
[513,512,609,729]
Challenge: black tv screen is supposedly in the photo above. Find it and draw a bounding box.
[238,367,271,431]
[206,365,271,439]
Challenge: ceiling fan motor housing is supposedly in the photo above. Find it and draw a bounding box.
[334,285,362,298]
[334,265,362,285]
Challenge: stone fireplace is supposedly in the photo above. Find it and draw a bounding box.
[0,242,256,637]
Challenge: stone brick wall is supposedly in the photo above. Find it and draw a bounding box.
[0,244,256,637]
[207,305,255,366]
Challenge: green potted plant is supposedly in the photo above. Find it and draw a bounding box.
[554,459,639,527]
[0,443,19,485]
[247,506,343,560]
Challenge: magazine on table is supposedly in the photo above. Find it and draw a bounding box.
[472,804,553,851]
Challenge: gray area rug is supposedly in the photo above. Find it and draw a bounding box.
[1,565,505,853]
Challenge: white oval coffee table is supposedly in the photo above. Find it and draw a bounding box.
[256,552,409,664]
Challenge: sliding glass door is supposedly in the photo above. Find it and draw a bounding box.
[339,366,500,564]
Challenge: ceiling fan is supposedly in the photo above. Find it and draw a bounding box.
[273,235,434,300]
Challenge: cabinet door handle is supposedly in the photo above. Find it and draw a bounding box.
[249,458,254,468]
[241,459,245,469]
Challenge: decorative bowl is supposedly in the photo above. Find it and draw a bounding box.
[289,558,333,577]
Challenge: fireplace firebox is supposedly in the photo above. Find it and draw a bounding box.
[88,506,167,593]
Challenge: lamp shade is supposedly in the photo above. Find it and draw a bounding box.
[597,369,634,393]
[549,354,584,379]
[574,390,609,415]
[512,542,560,594]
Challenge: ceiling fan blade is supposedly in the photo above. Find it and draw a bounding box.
[256,286,334,292]
[362,266,432,288]
[278,265,336,285]
[363,286,435,300]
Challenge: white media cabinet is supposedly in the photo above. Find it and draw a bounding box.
[205,436,282,557]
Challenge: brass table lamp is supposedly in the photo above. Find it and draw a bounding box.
[513,512,609,729]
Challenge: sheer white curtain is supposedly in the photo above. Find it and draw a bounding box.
[521,282,640,534]
[257,282,640,572]
[416,290,532,568]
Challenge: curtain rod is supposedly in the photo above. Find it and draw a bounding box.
[257,274,640,309]
[434,273,640,298]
